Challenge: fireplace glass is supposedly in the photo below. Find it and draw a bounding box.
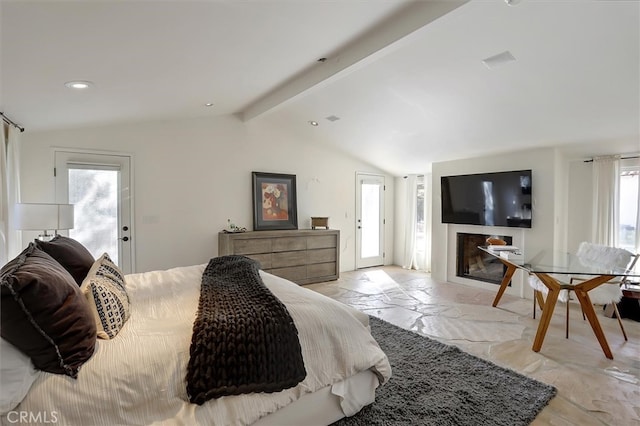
[456,233,513,285]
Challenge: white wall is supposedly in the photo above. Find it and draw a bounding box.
[429,147,562,299]
[553,149,569,253]
[391,145,634,300]
[18,114,395,273]
[567,159,593,253]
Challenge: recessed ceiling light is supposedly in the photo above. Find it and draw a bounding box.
[504,0,522,5]
[64,80,93,89]
[205,103,214,107]
[325,115,340,122]
[308,120,319,126]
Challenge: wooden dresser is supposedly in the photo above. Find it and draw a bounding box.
[218,229,339,285]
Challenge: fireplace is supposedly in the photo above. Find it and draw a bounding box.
[456,233,512,285]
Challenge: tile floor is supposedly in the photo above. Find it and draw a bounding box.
[306,266,640,426]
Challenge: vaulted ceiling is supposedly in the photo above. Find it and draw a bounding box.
[2,0,638,175]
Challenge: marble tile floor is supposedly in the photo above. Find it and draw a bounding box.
[306,266,640,426]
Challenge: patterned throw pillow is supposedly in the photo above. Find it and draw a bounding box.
[80,253,130,340]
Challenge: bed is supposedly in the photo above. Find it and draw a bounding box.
[1,237,391,426]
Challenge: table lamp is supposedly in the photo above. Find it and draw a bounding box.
[14,203,74,241]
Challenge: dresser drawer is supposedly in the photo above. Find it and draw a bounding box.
[307,235,337,249]
[270,265,307,281]
[246,253,272,269]
[307,262,336,278]
[307,248,336,264]
[272,237,306,252]
[272,250,307,268]
[233,238,272,255]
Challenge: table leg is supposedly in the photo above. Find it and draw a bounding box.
[533,290,546,319]
[532,273,560,352]
[492,263,517,307]
[572,275,616,360]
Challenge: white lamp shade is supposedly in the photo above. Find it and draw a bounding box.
[14,203,74,231]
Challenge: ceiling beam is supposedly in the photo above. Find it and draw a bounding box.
[239,0,469,122]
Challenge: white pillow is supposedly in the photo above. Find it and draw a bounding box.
[0,338,40,414]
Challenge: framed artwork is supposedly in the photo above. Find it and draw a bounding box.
[252,172,298,231]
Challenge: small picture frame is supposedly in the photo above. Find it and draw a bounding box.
[252,172,298,231]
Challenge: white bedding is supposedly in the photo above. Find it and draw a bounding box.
[6,264,391,425]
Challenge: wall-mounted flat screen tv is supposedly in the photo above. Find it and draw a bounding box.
[441,169,532,228]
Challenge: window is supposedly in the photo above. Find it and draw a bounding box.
[68,167,119,264]
[619,162,639,254]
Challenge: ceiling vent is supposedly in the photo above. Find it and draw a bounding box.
[482,51,516,69]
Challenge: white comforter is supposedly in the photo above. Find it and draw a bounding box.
[10,264,391,425]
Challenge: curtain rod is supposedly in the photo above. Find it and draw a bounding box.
[1,112,25,133]
[584,155,639,163]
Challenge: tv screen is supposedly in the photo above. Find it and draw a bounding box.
[441,170,532,228]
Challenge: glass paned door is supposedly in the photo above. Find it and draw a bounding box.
[356,173,385,268]
[68,167,119,264]
[55,151,133,273]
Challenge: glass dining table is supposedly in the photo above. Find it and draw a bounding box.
[478,246,640,359]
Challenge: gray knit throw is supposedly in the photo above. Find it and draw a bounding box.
[186,255,306,405]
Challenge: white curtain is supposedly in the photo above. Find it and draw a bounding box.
[422,174,432,272]
[402,175,418,269]
[0,124,22,264]
[591,155,620,246]
[402,174,430,271]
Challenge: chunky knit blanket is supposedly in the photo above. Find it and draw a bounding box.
[186,255,306,405]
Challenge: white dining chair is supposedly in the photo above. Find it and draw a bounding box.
[529,242,638,340]
[570,242,638,340]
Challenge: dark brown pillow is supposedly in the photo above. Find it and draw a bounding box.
[0,243,97,378]
[35,235,94,285]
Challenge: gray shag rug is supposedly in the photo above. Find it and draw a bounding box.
[333,316,557,426]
